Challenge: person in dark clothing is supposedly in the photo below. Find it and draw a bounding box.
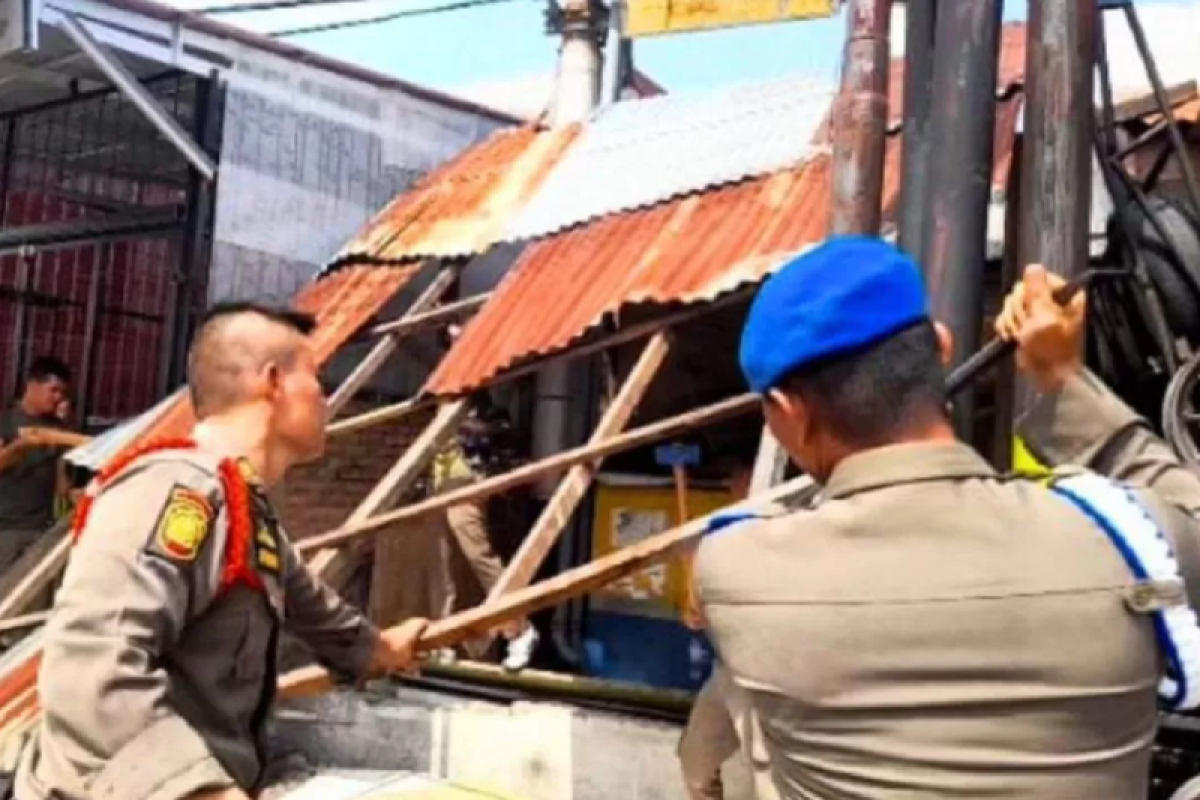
[0,357,73,571]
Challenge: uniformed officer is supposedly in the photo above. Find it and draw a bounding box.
[696,236,1200,799]
[16,302,428,800]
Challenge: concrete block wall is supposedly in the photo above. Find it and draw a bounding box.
[272,686,758,800]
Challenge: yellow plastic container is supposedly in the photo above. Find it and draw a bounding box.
[590,475,732,616]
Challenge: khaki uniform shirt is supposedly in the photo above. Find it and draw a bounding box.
[697,371,1200,800]
[16,450,379,800]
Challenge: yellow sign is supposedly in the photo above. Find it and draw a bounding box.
[625,0,838,38]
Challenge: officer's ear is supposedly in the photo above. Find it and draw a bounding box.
[261,361,284,400]
[933,321,955,368]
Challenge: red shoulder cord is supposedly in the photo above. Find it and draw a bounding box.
[72,438,263,594]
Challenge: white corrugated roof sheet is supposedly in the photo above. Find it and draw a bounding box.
[503,75,836,242]
[65,389,184,472]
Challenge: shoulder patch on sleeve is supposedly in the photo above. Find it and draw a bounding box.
[148,485,214,563]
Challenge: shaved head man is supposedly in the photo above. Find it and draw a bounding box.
[19,302,427,800]
[187,303,327,471]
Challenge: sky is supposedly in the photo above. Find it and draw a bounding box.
[168,0,1200,108]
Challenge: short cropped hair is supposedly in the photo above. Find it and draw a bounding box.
[776,320,946,448]
[26,356,72,385]
[186,302,317,418]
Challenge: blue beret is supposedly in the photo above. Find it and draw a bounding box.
[739,236,929,394]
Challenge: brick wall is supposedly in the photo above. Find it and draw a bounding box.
[275,401,435,542]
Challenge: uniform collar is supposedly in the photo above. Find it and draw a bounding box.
[823,441,997,501]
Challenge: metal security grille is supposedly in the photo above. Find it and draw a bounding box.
[0,72,217,427]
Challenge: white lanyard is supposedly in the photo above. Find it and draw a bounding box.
[1050,473,1200,711]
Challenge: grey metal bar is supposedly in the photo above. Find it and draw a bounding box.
[922,0,1003,437]
[55,12,217,182]
[898,0,936,260]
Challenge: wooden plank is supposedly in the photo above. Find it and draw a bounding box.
[486,331,672,600]
[326,291,752,439]
[279,474,817,701]
[0,529,70,621]
[369,293,490,338]
[297,393,759,556]
[325,264,458,418]
[0,611,50,635]
[749,426,788,493]
[17,427,92,448]
[327,397,436,438]
[311,399,468,585]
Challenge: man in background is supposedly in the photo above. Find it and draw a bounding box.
[0,356,73,572]
[430,393,540,670]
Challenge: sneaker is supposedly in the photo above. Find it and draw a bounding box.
[502,625,540,672]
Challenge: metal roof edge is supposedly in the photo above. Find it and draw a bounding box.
[81,0,524,125]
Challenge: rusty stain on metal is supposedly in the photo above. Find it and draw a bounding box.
[829,0,892,236]
[1019,0,1096,281]
[328,125,579,269]
[923,0,1004,383]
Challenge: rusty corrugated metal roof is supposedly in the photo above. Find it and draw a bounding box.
[426,89,1025,398]
[326,125,579,271]
[425,143,889,396]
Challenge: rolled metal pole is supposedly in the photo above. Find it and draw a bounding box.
[921,0,1003,436]
[897,0,937,260]
[1018,0,1096,281]
[829,0,892,235]
[1016,0,1097,411]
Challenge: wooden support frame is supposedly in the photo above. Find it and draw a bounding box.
[325,264,460,419]
[369,293,490,338]
[486,331,673,600]
[0,530,70,621]
[309,399,469,585]
[324,289,756,440]
[749,427,789,493]
[297,393,758,555]
[279,473,817,701]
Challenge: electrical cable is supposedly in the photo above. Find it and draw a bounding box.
[197,0,509,16]
[266,0,517,37]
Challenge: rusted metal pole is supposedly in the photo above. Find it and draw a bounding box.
[898,0,937,259]
[922,0,1003,437]
[829,0,892,236]
[753,0,891,490]
[1016,0,1096,412]
[1019,0,1096,282]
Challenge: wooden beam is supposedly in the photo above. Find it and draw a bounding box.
[278,474,817,701]
[18,428,92,449]
[486,331,672,600]
[0,530,70,621]
[749,427,789,493]
[310,399,469,585]
[325,289,754,439]
[327,397,436,437]
[297,393,759,556]
[325,264,458,418]
[1110,80,1197,124]
[369,293,490,338]
[0,611,51,635]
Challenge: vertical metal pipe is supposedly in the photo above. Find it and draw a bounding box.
[1017,0,1097,410]
[829,0,892,236]
[1018,0,1096,282]
[922,0,1003,437]
[898,0,937,259]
